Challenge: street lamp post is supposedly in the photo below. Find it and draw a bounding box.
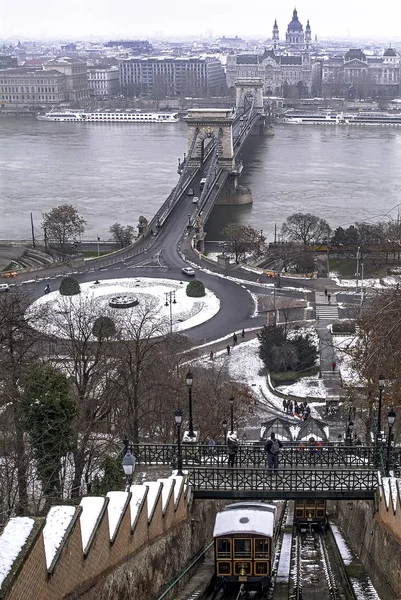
[223,420,228,444]
[122,450,136,491]
[174,408,184,476]
[346,419,354,445]
[229,396,234,434]
[377,374,385,440]
[386,408,396,476]
[165,290,176,334]
[186,370,195,438]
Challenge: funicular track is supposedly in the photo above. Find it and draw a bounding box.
[289,525,356,600]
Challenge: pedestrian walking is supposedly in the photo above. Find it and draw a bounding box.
[327,293,331,304]
[324,288,328,297]
[210,350,214,360]
[233,333,238,345]
[332,361,336,372]
[283,399,287,413]
[241,328,245,338]
[264,432,282,471]
[226,344,231,355]
[227,433,238,467]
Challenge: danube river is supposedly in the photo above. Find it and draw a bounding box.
[2,116,401,241]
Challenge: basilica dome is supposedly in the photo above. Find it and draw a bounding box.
[287,9,303,31]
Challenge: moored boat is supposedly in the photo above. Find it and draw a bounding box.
[37,110,179,123]
[277,111,401,126]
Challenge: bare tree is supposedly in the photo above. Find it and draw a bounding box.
[42,204,86,249]
[282,213,331,245]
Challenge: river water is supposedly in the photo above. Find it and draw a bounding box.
[1,117,401,242]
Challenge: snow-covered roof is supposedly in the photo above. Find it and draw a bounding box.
[106,492,129,541]
[0,517,35,587]
[43,506,76,569]
[213,503,276,538]
[79,497,105,552]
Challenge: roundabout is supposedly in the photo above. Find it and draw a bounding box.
[30,277,220,340]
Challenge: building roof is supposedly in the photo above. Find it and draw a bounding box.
[384,47,397,57]
[287,8,303,32]
[344,49,366,62]
[237,54,258,64]
[280,55,303,65]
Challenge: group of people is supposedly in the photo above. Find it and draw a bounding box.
[283,399,311,421]
[209,330,246,360]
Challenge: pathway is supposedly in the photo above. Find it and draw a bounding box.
[315,291,343,401]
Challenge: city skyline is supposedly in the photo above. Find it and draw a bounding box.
[2,0,401,43]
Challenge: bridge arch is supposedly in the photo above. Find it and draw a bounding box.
[235,78,264,114]
[184,108,235,170]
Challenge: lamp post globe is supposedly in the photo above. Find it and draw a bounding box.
[122,450,136,490]
[186,370,195,438]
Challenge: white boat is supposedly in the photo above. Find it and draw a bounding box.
[37,110,179,123]
[277,111,401,126]
[37,110,85,121]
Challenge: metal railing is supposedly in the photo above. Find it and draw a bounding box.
[129,443,395,470]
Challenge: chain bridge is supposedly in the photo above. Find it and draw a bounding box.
[154,78,268,242]
[130,443,399,500]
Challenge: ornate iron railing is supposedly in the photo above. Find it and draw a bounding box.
[186,467,378,498]
[129,443,395,469]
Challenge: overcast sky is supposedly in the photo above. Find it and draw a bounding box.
[2,0,401,42]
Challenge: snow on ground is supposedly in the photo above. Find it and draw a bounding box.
[350,578,381,599]
[330,523,353,565]
[277,378,326,399]
[0,517,35,587]
[330,273,400,289]
[332,334,361,385]
[29,278,220,340]
[43,506,76,568]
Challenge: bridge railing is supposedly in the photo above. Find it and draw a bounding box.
[187,467,377,497]
[129,443,391,469]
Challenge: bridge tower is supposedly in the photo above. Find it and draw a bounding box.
[235,78,264,114]
[184,108,235,171]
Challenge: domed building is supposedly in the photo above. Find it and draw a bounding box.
[286,9,305,49]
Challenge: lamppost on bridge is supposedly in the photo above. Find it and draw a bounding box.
[377,374,385,440]
[223,420,228,444]
[165,290,176,334]
[346,419,354,446]
[229,396,234,435]
[174,408,184,476]
[186,370,195,438]
[122,450,136,491]
[386,407,396,476]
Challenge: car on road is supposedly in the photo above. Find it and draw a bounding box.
[0,283,10,292]
[187,188,194,196]
[181,267,195,277]
[192,196,199,204]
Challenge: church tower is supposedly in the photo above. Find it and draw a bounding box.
[305,19,311,51]
[272,19,279,51]
[286,8,305,49]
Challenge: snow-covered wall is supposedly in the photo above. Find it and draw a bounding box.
[0,475,190,600]
[336,476,401,600]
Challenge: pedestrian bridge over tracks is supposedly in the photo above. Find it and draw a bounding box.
[130,443,396,500]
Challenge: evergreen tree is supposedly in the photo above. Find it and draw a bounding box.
[21,365,77,508]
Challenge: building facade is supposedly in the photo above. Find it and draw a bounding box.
[226,50,313,97]
[226,9,313,97]
[0,68,66,104]
[87,66,120,98]
[119,56,226,97]
[320,48,400,99]
[43,57,89,101]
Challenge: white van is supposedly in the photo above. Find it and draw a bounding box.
[0,283,10,293]
[192,196,199,204]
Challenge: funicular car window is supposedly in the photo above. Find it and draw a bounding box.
[254,538,269,559]
[217,538,231,558]
[234,538,251,558]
